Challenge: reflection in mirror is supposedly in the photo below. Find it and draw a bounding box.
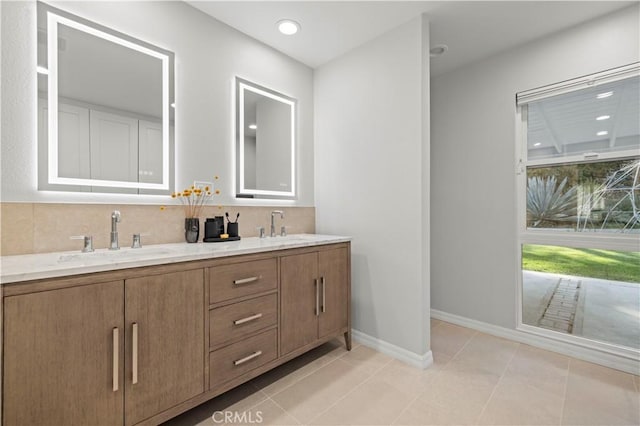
[37,2,174,194]
[235,77,296,199]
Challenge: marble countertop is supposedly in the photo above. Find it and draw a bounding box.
[1,234,351,284]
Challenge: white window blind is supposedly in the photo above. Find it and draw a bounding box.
[516,62,639,106]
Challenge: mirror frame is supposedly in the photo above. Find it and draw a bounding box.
[235,77,296,199]
[38,3,174,192]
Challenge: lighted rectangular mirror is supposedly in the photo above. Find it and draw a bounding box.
[235,77,296,199]
[37,2,174,194]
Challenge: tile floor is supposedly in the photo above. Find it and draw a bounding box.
[164,319,640,425]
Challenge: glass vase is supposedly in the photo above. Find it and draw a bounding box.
[185,218,199,243]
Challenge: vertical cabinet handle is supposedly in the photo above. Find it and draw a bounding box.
[314,278,320,316]
[321,276,326,313]
[112,327,119,392]
[132,322,138,385]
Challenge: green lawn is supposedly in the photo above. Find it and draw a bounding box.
[522,245,640,283]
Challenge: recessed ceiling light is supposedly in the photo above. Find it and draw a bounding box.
[596,91,613,99]
[37,66,49,75]
[597,131,608,136]
[277,19,300,35]
[533,142,541,147]
[596,115,610,121]
[429,44,448,57]
[248,124,257,130]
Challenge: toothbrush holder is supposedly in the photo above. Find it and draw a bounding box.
[227,222,239,238]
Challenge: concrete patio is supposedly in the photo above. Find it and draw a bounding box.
[523,270,640,349]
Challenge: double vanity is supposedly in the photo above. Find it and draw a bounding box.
[4,2,346,424]
[1,235,351,426]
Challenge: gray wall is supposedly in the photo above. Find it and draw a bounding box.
[1,0,314,206]
[315,16,431,357]
[430,5,640,328]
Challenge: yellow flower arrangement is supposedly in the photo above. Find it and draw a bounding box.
[172,180,217,218]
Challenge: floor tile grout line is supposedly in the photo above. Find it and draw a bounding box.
[499,344,570,398]
[236,383,275,414]
[266,347,347,399]
[430,318,445,331]
[445,327,479,363]
[391,331,461,423]
[474,341,521,424]
[307,355,394,424]
[267,394,304,425]
[558,357,571,426]
[388,372,437,426]
[305,355,394,425]
[396,325,482,417]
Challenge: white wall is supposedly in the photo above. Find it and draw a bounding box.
[315,16,431,358]
[430,5,640,328]
[0,1,314,206]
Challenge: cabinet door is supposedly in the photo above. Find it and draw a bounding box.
[280,252,319,356]
[3,281,124,426]
[124,269,204,425]
[318,247,349,339]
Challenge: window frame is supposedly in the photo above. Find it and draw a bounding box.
[515,64,640,359]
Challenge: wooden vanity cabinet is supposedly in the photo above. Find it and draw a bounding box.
[3,281,125,426]
[317,246,350,341]
[2,268,205,426]
[124,269,204,426]
[280,245,350,356]
[207,258,279,389]
[2,242,350,426]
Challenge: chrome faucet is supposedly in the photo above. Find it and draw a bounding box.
[110,210,121,250]
[270,210,284,237]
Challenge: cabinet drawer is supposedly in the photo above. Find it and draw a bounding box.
[209,328,277,389]
[209,259,277,304]
[210,294,277,348]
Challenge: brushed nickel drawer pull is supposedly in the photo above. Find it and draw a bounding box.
[321,276,326,313]
[233,276,261,285]
[233,350,263,366]
[234,313,263,325]
[132,322,138,385]
[112,327,119,392]
[314,278,320,316]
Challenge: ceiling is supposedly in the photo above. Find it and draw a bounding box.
[528,76,640,160]
[186,1,635,76]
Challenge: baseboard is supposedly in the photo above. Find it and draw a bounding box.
[351,329,433,369]
[431,309,640,375]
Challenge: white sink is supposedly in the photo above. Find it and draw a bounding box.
[58,247,174,263]
[252,234,319,248]
[276,234,318,241]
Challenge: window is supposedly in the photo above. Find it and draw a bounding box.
[516,64,640,354]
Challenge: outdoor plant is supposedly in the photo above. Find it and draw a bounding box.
[577,159,640,231]
[527,176,578,227]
